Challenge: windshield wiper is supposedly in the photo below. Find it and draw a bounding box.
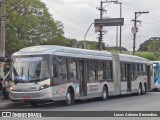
[14,79,25,84]
[30,79,41,84]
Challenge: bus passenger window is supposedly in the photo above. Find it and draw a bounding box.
[68,59,77,82]
[121,62,127,81]
[87,60,95,82]
[53,64,58,78]
[137,64,140,72]
[153,64,158,81]
[107,61,113,80]
[103,61,113,81]
[61,58,68,81]
[53,57,68,84]
[97,61,103,81]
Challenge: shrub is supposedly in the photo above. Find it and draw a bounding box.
[136,52,158,61]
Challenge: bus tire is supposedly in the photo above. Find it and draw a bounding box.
[63,89,74,106]
[100,86,108,101]
[138,84,142,95]
[143,83,147,94]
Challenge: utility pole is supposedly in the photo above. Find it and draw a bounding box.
[98,1,104,51]
[97,0,122,51]
[116,26,118,52]
[0,0,6,57]
[119,2,122,53]
[132,11,149,55]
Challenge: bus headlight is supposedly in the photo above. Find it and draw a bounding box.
[9,86,14,91]
[39,82,50,90]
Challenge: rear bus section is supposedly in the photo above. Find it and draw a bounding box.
[118,54,153,95]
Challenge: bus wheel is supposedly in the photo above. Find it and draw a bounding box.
[143,84,147,94]
[138,84,142,95]
[100,86,108,101]
[63,89,73,106]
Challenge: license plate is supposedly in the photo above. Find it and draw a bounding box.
[23,96,30,101]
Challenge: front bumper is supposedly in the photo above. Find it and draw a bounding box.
[8,89,65,102]
[154,84,160,90]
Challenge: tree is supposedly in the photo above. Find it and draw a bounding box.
[138,37,160,51]
[105,46,128,51]
[136,52,158,61]
[77,40,105,50]
[5,0,68,56]
[67,39,78,47]
[148,41,160,56]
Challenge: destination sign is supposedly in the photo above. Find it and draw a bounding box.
[15,57,43,62]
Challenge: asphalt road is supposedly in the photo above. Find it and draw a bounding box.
[1,91,160,120]
[2,91,160,111]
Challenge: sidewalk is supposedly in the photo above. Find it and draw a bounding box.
[0,92,14,109]
[0,98,14,109]
[0,92,26,109]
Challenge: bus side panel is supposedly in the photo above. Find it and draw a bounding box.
[112,54,121,95]
[107,82,115,96]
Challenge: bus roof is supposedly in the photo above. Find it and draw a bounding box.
[12,45,112,59]
[119,54,150,63]
[12,45,150,63]
[13,45,111,54]
[151,61,160,64]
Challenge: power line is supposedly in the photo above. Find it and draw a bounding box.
[122,1,160,21]
[122,1,139,9]
[64,29,85,38]
[47,6,96,41]
[143,21,160,25]
[49,7,87,29]
[105,35,152,38]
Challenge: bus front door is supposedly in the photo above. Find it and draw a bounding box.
[127,64,132,92]
[78,60,87,96]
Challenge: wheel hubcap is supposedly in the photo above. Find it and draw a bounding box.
[103,89,107,99]
[66,93,71,104]
[139,87,141,94]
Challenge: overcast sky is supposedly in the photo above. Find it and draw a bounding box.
[41,0,160,50]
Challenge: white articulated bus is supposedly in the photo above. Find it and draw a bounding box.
[8,45,153,106]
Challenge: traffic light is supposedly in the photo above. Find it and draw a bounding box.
[0,57,11,62]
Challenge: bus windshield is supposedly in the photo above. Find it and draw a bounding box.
[153,63,159,81]
[12,56,49,83]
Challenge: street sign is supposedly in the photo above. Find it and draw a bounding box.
[94,18,124,27]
